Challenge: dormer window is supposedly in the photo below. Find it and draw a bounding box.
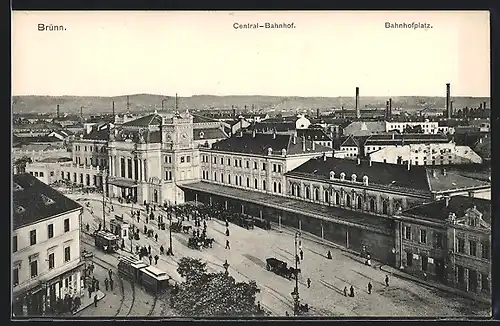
[340,172,345,181]
[41,194,55,205]
[351,174,357,182]
[362,175,369,186]
[13,183,23,192]
[329,171,335,180]
[15,206,26,214]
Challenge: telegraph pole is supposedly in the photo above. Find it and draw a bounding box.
[292,232,301,316]
[102,169,107,231]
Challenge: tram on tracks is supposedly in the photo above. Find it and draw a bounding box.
[117,257,173,294]
[118,256,149,282]
[93,230,119,253]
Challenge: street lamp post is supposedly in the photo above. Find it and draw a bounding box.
[292,232,301,316]
[102,169,108,231]
[167,205,174,256]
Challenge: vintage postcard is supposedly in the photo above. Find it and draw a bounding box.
[11,10,491,319]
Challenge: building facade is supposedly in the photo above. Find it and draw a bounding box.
[395,196,491,299]
[12,173,84,316]
[385,121,439,134]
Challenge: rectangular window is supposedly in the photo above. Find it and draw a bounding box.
[278,165,282,173]
[262,163,266,171]
[64,218,70,232]
[213,157,216,164]
[39,172,44,177]
[221,173,224,183]
[234,159,238,167]
[434,232,443,249]
[48,253,55,269]
[13,267,19,286]
[254,179,258,189]
[481,241,490,259]
[227,158,231,166]
[30,230,37,246]
[239,159,242,167]
[50,171,54,177]
[469,240,477,256]
[48,224,54,238]
[120,158,125,178]
[64,247,71,262]
[253,162,257,169]
[457,238,465,253]
[273,164,277,172]
[419,229,427,244]
[481,273,489,292]
[246,161,249,168]
[220,158,223,165]
[30,260,38,278]
[403,225,411,240]
[186,156,191,163]
[13,236,17,253]
[180,156,185,163]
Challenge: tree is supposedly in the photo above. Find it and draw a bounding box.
[14,156,32,174]
[172,257,261,317]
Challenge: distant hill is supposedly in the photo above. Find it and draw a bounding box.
[11,94,490,115]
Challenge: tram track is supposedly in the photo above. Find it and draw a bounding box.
[146,294,158,316]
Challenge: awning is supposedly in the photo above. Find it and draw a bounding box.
[108,178,138,188]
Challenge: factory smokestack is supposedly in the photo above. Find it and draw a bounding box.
[355,87,360,119]
[317,108,320,119]
[126,95,130,113]
[446,83,451,119]
[112,101,115,117]
[56,105,60,119]
[389,98,393,118]
[232,105,236,118]
[175,93,178,111]
[80,106,83,122]
[450,101,454,117]
[483,101,487,110]
[385,101,390,120]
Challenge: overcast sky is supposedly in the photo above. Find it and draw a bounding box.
[12,11,490,97]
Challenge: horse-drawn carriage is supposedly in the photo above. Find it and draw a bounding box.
[188,236,215,250]
[266,258,300,280]
[170,221,182,233]
[235,216,255,230]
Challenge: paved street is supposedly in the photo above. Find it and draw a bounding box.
[72,193,490,317]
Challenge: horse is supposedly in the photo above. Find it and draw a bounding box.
[203,238,215,248]
[182,225,192,234]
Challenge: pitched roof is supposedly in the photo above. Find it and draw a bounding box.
[194,128,228,140]
[83,128,110,140]
[287,157,431,192]
[13,173,82,229]
[403,196,491,224]
[340,135,359,147]
[192,114,220,124]
[249,122,296,132]
[122,113,162,127]
[425,169,490,193]
[364,133,450,146]
[343,121,386,136]
[211,132,331,156]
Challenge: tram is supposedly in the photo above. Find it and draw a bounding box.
[94,230,119,253]
[117,256,148,282]
[139,265,172,294]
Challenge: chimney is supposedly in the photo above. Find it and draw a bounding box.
[252,129,256,138]
[312,141,316,150]
[483,101,487,110]
[252,104,255,111]
[407,160,411,170]
[175,93,178,111]
[369,156,372,166]
[80,106,83,121]
[392,133,395,140]
[445,196,450,207]
[385,101,390,120]
[112,101,115,117]
[442,168,447,176]
[292,134,297,144]
[389,98,392,117]
[357,158,361,165]
[355,87,360,119]
[432,169,437,178]
[232,105,235,118]
[317,108,320,119]
[302,136,306,151]
[323,152,327,161]
[56,104,60,119]
[446,83,451,119]
[244,105,247,111]
[272,129,277,139]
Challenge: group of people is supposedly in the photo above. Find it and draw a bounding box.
[342,275,391,297]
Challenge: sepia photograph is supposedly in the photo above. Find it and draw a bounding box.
[11,10,491,319]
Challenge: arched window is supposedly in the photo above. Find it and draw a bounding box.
[382,200,389,214]
[246,177,250,187]
[221,173,224,183]
[254,178,258,189]
[273,182,277,192]
[370,198,376,211]
[297,185,301,197]
[314,188,319,201]
[292,184,296,196]
[228,174,231,184]
[335,192,340,205]
[278,182,282,193]
[357,196,362,209]
[324,190,330,203]
[305,186,310,199]
[346,194,351,207]
[239,176,242,185]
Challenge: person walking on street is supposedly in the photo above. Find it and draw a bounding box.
[94,294,98,307]
[149,255,153,265]
[368,282,372,294]
[349,285,355,297]
[154,254,159,265]
[307,278,311,288]
[137,215,140,223]
[104,278,109,291]
[108,269,113,280]
[225,220,229,228]
[343,286,347,297]
[226,228,230,237]
[225,239,230,249]
[148,245,151,255]
[160,245,164,255]
[96,279,100,291]
[88,286,92,298]
[327,250,332,259]
[86,223,89,233]
[109,278,114,291]
[385,275,389,287]
[155,233,158,242]
[300,249,304,261]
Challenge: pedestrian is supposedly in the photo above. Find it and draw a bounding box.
[385,275,389,287]
[196,229,200,238]
[108,269,113,280]
[368,281,372,294]
[96,279,100,291]
[203,220,207,229]
[285,311,289,316]
[343,286,347,297]
[137,216,140,223]
[86,223,89,232]
[155,255,159,265]
[146,217,149,224]
[144,225,147,234]
[295,254,300,265]
[327,250,332,259]
[94,294,98,307]
[155,233,158,242]
[350,285,355,297]
[300,250,304,261]
[423,272,428,281]
[225,220,229,228]
[148,245,151,255]
[226,228,230,236]
[149,255,153,265]
[160,245,164,255]
[225,239,230,249]
[307,278,311,288]
[104,278,109,291]
[88,286,92,298]
[109,278,114,291]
